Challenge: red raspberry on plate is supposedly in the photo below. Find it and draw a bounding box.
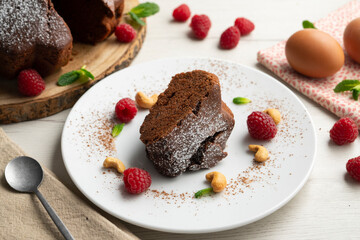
[115,98,138,123]
[115,23,136,43]
[330,117,358,145]
[346,156,360,182]
[220,26,240,49]
[18,69,45,97]
[190,14,211,39]
[123,168,152,194]
[234,17,255,35]
[247,111,277,140]
[173,4,191,22]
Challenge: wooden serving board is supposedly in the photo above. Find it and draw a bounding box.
[0,0,145,124]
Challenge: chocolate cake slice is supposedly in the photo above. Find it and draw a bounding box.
[140,70,235,177]
[0,0,73,79]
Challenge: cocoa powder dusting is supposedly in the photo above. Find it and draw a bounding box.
[72,110,116,163]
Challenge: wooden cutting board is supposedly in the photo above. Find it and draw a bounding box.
[0,0,145,124]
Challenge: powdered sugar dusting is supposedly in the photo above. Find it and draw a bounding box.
[0,0,70,53]
[147,105,233,177]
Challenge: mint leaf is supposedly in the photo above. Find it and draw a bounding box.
[233,97,251,105]
[333,80,360,92]
[80,68,94,80]
[130,2,159,18]
[333,79,360,101]
[303,20,316,29]
[194,187,213,198]
[352,89,359,101]
[129,11,145,26]
[112,123,125,137]
[57,71,80,86]
[57,67,94,86]
[128,2,159,26]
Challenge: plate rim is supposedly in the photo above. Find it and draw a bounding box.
[61,57,317,234]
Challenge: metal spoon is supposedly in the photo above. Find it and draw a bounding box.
[5,156,74,240]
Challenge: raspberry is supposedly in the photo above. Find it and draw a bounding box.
[234,17,255,35]
[123,168,152,194]
[247,111,277,140]
[18,69,45,96]
[172,4,191,22]
[115,24,136,43]
[190,14,211,39]
[220,26,240,49]
[346,156,360,182]
[330,117,358,145]
[115,98,138,123]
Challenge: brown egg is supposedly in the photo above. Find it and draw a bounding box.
[344,17,360,64]
[285,29,344,78]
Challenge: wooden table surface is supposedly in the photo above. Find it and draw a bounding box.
[2,0,360,239]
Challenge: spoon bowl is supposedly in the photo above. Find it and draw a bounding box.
[5,156,43,192]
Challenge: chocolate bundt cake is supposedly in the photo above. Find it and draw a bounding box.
[52,0,124,44]
[0,0,124,79]
[0,0,73,79]
[140,70,235,177]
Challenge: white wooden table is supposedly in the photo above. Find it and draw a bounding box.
[2,0,360,239]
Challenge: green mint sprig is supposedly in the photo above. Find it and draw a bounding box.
[57,66,94,86]
[233,97,251,105]
[302,20,316,29]
[194,187,213,198]
[333,79,360,100]
[112,123,125,137]
[128,2,159,26]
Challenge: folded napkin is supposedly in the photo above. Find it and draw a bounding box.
[257,0,360,128]
[0,128,139,240]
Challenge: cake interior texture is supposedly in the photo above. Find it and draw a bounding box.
[140,71,218,144]
[140,70,235,177]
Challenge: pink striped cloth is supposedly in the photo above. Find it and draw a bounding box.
[257,0,360,128]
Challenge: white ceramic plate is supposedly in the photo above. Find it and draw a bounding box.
[61,58,316,234]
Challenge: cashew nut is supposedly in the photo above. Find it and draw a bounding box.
[248,145,269,162]
[263,108,281,125]
[135,92,158,109]
[103,157,126,173]
[205,171,227,192]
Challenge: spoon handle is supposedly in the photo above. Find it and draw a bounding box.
[35,190,75,240]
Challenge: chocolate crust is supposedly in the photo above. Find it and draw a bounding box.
[140,70,235,177]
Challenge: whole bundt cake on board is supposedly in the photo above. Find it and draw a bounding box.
[52,0,124,44]
[0,0,73,79]
[0,0,124,79]
[140,70,235,177]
